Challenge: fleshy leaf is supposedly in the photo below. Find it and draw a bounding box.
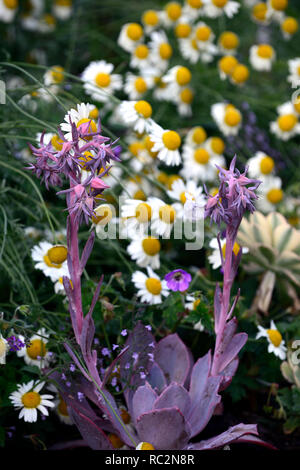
[154,334,193,385]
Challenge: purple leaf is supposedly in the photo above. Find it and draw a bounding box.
[136,407,190,450]
[68,407,113,450]
[147,362,167,393]
[189,423,259,450]
[212,318,247,375]
[101,346,129,388]
[214,284,223,334]
[132,383,158,424]
[153,383,191,417]
[80,231,95,274]
[154,334,193,386]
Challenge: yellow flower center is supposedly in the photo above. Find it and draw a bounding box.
[134,100,152,118]
[260,156,274,174]
[120,409,131,424]
[294,98,300,114]
[51,134,63,151]
[76,118,97,139]
[144,136,158,158]
[4,0,18,9]
[219,55,238,74]
[196,25,211,42]
[78,150,94,170]
[137,442,155,450]
[162,130,181,150]
[212,0,228,6]
[231,64,249,84]
[210,137,225,154]
[167,175,181,189]
[89,107,99,120]
[267,329,282,347]
[220,31,239,50]
[193,299,201,309]
[92,205,113,225]
[288,216,300,226]
[194,148,210,164]
[95,72,111,88]
[157,171,168,185]
[142,237,161,256]
[187,0,203,8]
[109,433,124,449]
[159,205,176,223]
[257,44,273,59]
[27,339,47,360]
[135,44,149,59]
[175,23,192,38]
[267,188,283,204]
[46,245,68,266]
[126,23,143,41]
[224,107,241,127]
[180,88,194,104]
[0,338,7,357]
[134,189,146,200]
[22,391,41,408]
[129,141,144,157]
[135,203,152,223]
[50,66,64,83]
[57,397,69,416]
[211,187,219,197]
[134,77,147,93]
[55,0,71,5]
[180,191,188,204]
[145,278,162,295]
[192,126,207,144]
[43,14,56,25]
[165,2,182,21]
[252,3,268,21]
[176,66,192,86]
[222,241,241,259]
[277,114,297,131]
[282,17,298,34]
[159,42,173,60]
[142,10,159,26]
[271,0,288,11]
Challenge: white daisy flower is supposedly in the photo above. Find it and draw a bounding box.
[204,136,225,158]
[118,22,144,52]
[53,0,72,20]
[247,151,275,179]
[211,103,242,136]
[266,0,287,23]
[121,199,153,234]
[280,16,299,40]
[251,2,270,24]
[148,197,178,237]
[256,320,287,360]
[17,328,52,369]
[277,100,300,119]
[81,61,122,103]
[167,178,206,219]
[121,177,151,202]
[175,87,194,116]
[149,122,182,166]
[178,37,201,64]
[148,30,173,72]
[270,112,300,141]
[130,44,152,70]
[9,380,55,423]
[55,394,73,424]
[194,22,217,57]
[184,126,207,149]
[208,237,249,270]
[182,0,205,19]
[185,294,202,311]
[43,65,65,86]
[31,241,69,282]
[249,44,275,71]
[127,235,161,269]
[181,145,225,182]
[60,102,97,141]
[24,226,42,239]
[256,176,284,212]
[218,31,239,55]
[132,267,169,304]
[0,334,8,364]
[159,1,182,27]
[0,0,18,23]
[37,13,57,33]
[287,58,300,88]
[162,65,192,99]
[124,73,154,100]
[141,9,160,33]
[118,100,153,133]
[203,0,240,18]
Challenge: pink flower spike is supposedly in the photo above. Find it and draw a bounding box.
[90,177,110,190]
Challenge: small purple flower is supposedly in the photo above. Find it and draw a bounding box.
[101,347,111,357]
[6,335,25,352]
[145,325,152,331]
[121,329,127,337]
[112,344,119,351]
[77,392,84,402]
[70,363,76,372]
[164,269,192,292]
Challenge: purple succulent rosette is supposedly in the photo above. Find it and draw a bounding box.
[164,269,192,292]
